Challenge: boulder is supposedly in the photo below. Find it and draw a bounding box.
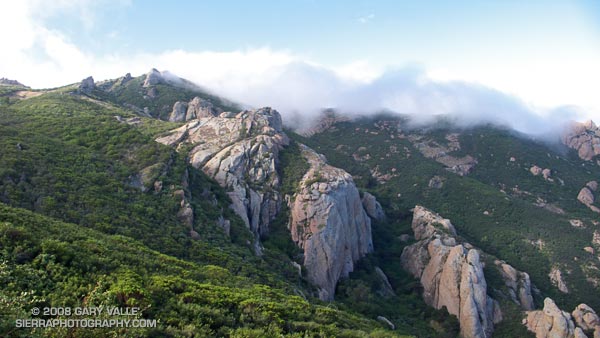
[530,165,543,176]
[362,192,385,221]
[374,267,395,298]
[572,304,600,331]
[578,187,595,206]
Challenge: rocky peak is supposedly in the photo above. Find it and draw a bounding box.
[0,78,27,87]
[143,68,163,87]
[78,76,95,94]
[288,144,373,300]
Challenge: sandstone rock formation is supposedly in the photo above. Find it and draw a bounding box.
[288,145,373,300]
[524,298,578,338]
[562,120,600,161]
[524,298,600,338]
[361,192,385,221]
[578,187,595,206]
[572,304,600,332]
[169,97,224,122]
[401,206,516,338]
[495,260,535,310]
[156,107,289,251]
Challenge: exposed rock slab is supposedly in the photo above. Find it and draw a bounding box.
[157,107,289,248]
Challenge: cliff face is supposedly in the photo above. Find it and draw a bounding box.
[401,206,534,338]
[156,107,289,250]
[289,145,373,300]
[157,108,375,299]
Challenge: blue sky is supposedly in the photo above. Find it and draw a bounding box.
[1,0,599,132]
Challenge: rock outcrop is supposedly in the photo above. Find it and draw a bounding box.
[157,107,289,251]
[143,68,163,87]
[168,97,222,122]
[578,187,595,206]
[401,206,511,338]
[549,266,570,294]
[495,260,535,310]
[525,298,578,338]
[561,120,600,161]
[78,76,95,94]
[169,101,189,122]
[288,145,373,300]
[374,267,395,298]
[408,133,477,176]
[572,304,600,332]
[0,78,27,87]
[361,192,385,221]
[524,298,600,338]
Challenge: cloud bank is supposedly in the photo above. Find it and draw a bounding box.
[0,1,588,136]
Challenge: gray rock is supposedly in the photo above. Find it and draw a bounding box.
[169,101,189,122]
[143,68,163,87]
[78,76,95,94]
[428,175,445,189]
[362,192,385,221]
[377,316,395,330]
[374,267,395,298]
[187,97,221,119]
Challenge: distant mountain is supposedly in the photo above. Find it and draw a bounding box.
[0,77,28,87]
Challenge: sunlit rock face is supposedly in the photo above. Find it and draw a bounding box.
[288,144,373,300]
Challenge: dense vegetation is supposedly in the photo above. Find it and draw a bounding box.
[293,115,600,327]
[0,84,410,336]
[4,73,599,337]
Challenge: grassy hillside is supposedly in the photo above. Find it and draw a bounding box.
[93,74,240,119]
[0,203,411,338]
[294,115,600,316]
[0,93,413,337]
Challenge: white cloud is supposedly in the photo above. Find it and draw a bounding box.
[0,0,595,136]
